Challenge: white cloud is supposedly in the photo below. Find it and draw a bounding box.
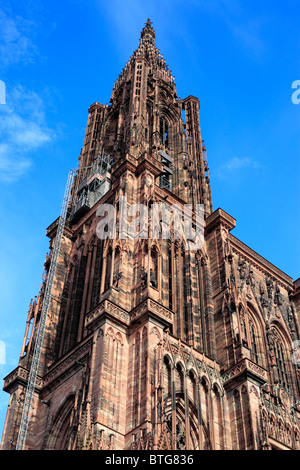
[215,156,261,180]
[0,7,37,67]
[0,86,53,183]
[0,144,32,183]
[224,157,260,171]
[0,7,51,182]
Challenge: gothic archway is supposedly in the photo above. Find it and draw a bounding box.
[46,394,76,450]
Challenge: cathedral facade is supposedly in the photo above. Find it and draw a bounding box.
[1,20,300,451]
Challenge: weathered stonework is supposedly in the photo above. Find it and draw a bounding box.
[1,20,299,451]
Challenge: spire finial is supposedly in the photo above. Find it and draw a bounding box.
[141,18,155,41]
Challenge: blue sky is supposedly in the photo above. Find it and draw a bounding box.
[0,0,299,438]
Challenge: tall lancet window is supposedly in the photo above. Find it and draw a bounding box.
[104,246,112,292]
[150,246,158,289]
[167,243,173,311]
[274,339,289,390]
[113,246,121,289]
[159,117,169,147]
[250,324,259,364]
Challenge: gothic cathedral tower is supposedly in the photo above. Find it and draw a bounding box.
[2,20,300,451]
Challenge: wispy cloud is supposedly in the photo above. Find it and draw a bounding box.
[188,0,267,58]
[215,156,261,180]
[224,157,260,171]
[0,7,38,68]
[0,86,53,183]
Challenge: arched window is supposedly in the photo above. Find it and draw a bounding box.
[91,239,104,308]
[176,363,184,394]
[274,340,289,390]
[104,245,112,292]
[233,389,246,450]
[213,384,224,450]
[244,305,264,367]
[250,324,259,364]
[240,317,248,347]
[46,395,76,449]
[201,377,211,450]
[187,370,197,406]
[150,246,158,289]
[162,356,172,396]
[167,242,173,311]
[159,116,169,146]
[112,246,121,288]
[181,244,189,341]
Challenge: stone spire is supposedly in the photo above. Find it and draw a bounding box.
[112,20,174,96]
[140,18,155,42]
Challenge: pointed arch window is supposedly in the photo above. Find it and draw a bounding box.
[240,317,248,347]
[150,246,158,289]
[176,363,184,394]
[242,306,263,367]
[163,356,172,396]
[274,340,289,390]
[159,117,169,147]
[113,246,122,288]
[167,243,173,310]
[250,324,259,364]
[104,246,112,292]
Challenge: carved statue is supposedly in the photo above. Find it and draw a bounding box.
[260,284,269,308]
[157,400,162,422]
[269,347,276,367]
[238,257,247,281]
[274,284,284,306]
[287,305,294,326]
[113,272,122,288]
[150,268,157,288]
[141,266,147,287]
[230,266,235,287]
[265,274,274,299]
[248,265,256,288]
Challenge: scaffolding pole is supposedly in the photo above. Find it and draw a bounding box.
[16,169,75,450]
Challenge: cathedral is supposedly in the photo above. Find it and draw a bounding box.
[1,20,300,451]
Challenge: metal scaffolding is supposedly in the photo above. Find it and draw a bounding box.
[16,150,115,449]
[16,169,75,450]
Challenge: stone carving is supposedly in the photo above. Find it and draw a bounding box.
[150,326,161,341]
[286,305,297,340]
[85,301,130,328]
[141,266,147,287]
[238,256,247,282]
[229,268,236,288]
[248,265,256,288]
[287,305,294,325]
[265,274,274,299]
[113,271,122,288]
[43,340,92,387]
[150,268,157,288]
[250,385,260,398]
[274,284,284,306]
[221,358,267,384]
[259,283,269,309]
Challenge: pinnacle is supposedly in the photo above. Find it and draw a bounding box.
[111,20,175,95]
[145,18,153,27]
[141,18,155,41]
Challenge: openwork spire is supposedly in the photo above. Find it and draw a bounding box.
[112,20,174,95]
